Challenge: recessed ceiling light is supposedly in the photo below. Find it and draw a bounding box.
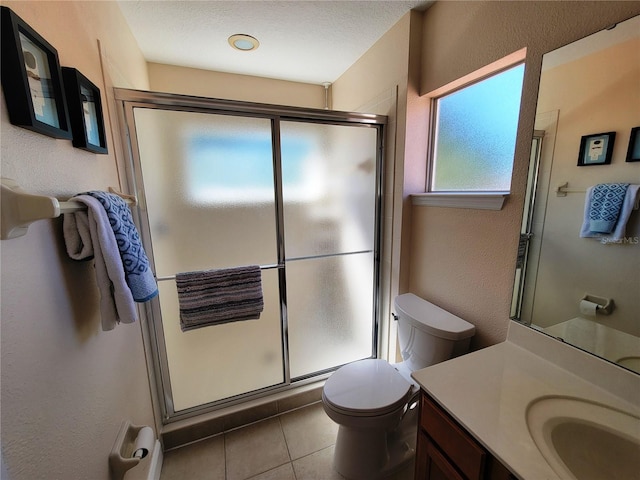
[228,34,259,51]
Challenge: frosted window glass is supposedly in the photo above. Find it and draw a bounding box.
[431,64,525,191]
[133,108,278,276]
[287,253,374,378]
[280,121,377,257]
[158,269,284,411]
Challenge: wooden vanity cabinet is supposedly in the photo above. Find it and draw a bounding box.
[415,392,516,480]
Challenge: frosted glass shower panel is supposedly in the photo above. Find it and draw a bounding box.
[159,269,284,411]
[133,108,277,276]
[287,253,374,378]
[280,121,378,258]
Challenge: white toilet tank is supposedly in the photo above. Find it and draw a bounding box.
[394,293,475,372]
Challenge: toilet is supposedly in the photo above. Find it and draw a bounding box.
[322,293,476,479]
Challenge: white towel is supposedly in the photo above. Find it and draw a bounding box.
[63,195,138,330]
[580,184,640,242]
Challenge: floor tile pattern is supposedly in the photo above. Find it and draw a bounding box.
[160,402,414,480]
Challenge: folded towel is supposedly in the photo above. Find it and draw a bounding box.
[85,191,158,302]
[63,195,138,330]
[581,184,640,241]
[176,265,263,331]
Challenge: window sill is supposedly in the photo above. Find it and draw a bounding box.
[411,192,509,210]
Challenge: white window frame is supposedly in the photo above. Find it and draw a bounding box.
[412,48,527,210]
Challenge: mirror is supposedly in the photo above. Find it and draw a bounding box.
[512,15,640,374]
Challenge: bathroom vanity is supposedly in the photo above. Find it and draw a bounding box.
[415,392,514,480]
[411,322,640,480]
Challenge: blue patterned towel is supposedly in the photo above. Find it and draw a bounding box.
[588,183,630,233]
[176,265,263,331]
[86,191,158,302]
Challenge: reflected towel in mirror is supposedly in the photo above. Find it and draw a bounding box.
[580,184,640,241]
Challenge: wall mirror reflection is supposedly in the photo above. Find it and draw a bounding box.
[512,14,640,374]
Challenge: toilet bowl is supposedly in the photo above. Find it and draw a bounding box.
[322,293,475,479]
[322,358,418,479]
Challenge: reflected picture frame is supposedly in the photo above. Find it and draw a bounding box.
[625,126,640,163]
[62,67,108,154]
[577,131,616,166]
[0,7,71,139]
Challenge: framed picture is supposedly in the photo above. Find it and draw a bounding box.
[577,132,616,166]
[626,127,640,163]
[62,68,108,154]
[0,7,71,139]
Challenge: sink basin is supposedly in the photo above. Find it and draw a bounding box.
[616,356,640,373]
[526,396,640,480]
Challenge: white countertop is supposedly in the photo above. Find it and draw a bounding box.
[411,321,640,480]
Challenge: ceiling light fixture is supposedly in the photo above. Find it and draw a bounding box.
[228,34,259,51]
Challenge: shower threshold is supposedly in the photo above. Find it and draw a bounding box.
[161,380,326,450]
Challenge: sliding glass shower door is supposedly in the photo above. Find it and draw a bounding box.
[118,90,385,419]
[133,108,283,412]
[281,121,378,378]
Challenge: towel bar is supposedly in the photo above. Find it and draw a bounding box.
[156,264,281,281]
[1,177,136,240]
[557,182,640,211]
[556,182,585,197]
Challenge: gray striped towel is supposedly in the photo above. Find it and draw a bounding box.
[176,265,263,331]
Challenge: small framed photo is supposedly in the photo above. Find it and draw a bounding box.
[62,67,108,154]
[0,7,71,139]
[626,127,640,163]
[577,132,616,166]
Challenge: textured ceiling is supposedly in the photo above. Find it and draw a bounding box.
[117,0,433,85]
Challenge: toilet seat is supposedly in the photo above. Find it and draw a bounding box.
[323,359,411,417]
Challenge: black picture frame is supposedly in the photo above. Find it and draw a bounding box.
[625,127,640,163]
[0,7,71,139]
[62,67,108,154]
[577,132,616,166]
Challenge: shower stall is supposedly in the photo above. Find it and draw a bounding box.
[115,89,386,422]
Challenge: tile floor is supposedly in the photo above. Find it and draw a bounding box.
[160,401,415,480]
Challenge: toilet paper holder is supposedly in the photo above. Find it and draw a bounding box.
[109,421,155,480]
[581,294,615,315]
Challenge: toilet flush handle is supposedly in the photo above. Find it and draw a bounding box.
[392,313,398,321]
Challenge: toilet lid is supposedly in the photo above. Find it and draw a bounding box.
[323,359,411,417]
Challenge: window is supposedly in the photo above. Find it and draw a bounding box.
[187,133,314,204]
[429,63,525,193]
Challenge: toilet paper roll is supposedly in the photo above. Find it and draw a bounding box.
[579,300,599,316]
[132,426,154,460]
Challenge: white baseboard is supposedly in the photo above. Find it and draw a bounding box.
[147,440,163,480]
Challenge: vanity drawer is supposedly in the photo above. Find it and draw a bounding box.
[420,394,486,480]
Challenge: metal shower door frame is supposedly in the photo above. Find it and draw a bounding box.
[114,88,387,424]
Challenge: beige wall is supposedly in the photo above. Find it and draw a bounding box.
[529,37,640,335]
[0,2,155,480]
[148,62,325,108]
[332,11,422,360]
[409,1,640,349]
